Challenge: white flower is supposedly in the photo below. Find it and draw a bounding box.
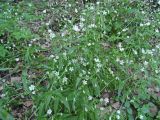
[15,58,20,62]
[122,28,128,32]
[54,59,57,62]
[117,110,121,114]
[46,22,50,26]
[50,33,56,38]
[60,87,63,91]
[104,98,109,104]
[155,29,159,33]
[43,9,46,13]
[87,43,91,46]
[90,6,94,10]
[1,94,6,98]
[96,69,100,73]
[155,70,159,74]
[88,96,93,100]
[49,55,54,58]
[82,80,87,85]
[73,25,80,32]
[156,44,160,49]
[102,11,107,15]
[54,71,59,76]
[69,67,74,72]
[119,47,124,52]
[61,30,67,37]
[108,68,114,76]
[97,12,100,15]
[139,115,144,120]
[29,85,35,91]
[88,24,96,28]
[72,59,77,63]
[85,107,88,112]
[100,107,104,111]
[97,63,102,68]
[141,67,145,72]
[28,3,32,7]
[116,115,120,119]
[63,52,67,56]
[94,58,100,63]
[100,98,103,102]
[140,23,144,27]
[75,8,78,13]
[79,23,84,29]
[47,109,52,115]
[116,58,120,62]
[141,11,145,14]
[117,42,124,51]
[80,17,85,22]
[62,77,68,83]
[83,90,85,94]
[96,2,100,5]
[32,91,35,94]
[145,22,150,26]
[82,70,87,75]
[141,48,146,54]
[115,77,120,80]
[133,50,138,55]
[144,61,148,66]
[55,56,59,59]
[158,0,160,5]
[119,60,124,65]
[48,29,52,33]
[68,4,71,7]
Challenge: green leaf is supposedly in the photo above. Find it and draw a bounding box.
[0,108,14,120]
[54,99,59,113]
[22,69,29,92]
[127,107,133,114]
[0,45,7,58]
[76,78,81,88]
[38,103,45,117]
[125,101,130,108]
[61,98,70,112]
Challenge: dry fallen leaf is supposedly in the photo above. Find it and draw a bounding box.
[112,102,120,109]
[23,101,33,107]
[11,77,21,83]
[0,86,3,91]
[102,91,110,99]
[157,92,160,97]
[149,104,158,117]
[100,42,111,50]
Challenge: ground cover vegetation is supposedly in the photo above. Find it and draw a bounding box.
[0,0,160,119]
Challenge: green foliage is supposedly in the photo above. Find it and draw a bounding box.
[0,0,160,120]
[0,45,8,58]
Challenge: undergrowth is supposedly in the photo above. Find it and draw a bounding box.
[0,0,160,120]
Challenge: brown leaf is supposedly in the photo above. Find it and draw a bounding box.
[101,91,109,99]
[100,42,111,50]
[149,105,158,117]
[23,101,33,107]
[157,92,160,97]
[11,77,21,83]
[112,102,120,109]
[0,86,3,91]
[128,68,133,74]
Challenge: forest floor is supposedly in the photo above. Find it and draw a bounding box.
[0,0,160,120]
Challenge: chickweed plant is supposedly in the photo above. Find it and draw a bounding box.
[0,0,160,119]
